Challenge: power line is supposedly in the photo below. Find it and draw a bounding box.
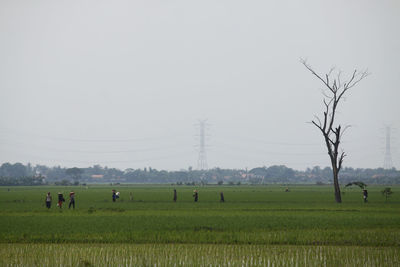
[0,127,184,143]
[1,149,191,165]
[0,140,183,154]
[212,135,322,147]
[212,142,326,156]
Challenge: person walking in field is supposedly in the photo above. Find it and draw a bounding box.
[193,190,198,202]
[363,189,368,203]
[112,189,117,202]
[220,191,225,202]
[45,192,52,209]
[57,192,65,208]
[173,189,177,202]
[69,191,75,209]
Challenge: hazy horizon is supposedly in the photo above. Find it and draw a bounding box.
[1,0,399,171]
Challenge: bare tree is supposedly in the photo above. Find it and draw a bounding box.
[301,59,369,203]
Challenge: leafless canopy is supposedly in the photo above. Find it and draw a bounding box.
[301,59,369,172]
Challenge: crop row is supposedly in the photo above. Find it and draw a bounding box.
[1,244,399,266]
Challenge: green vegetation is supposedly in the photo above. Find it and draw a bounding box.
[0,185,399,265]
[1,185,399,245]
[382,187,393,201]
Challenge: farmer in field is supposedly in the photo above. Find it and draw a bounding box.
[112,189,117,202]
[220,191,225,202]
[69,191,75,209]
[57,192,65,208]
[173,189,177,202]
[363,189,368,203]
[45,192,52,209]
[193,189,198,202]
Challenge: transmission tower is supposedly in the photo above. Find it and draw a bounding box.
[383,126,393,169]
[197,120,208,170]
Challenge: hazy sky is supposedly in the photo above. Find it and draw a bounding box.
[1,0,399,171]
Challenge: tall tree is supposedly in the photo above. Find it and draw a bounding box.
[301,59,368,203]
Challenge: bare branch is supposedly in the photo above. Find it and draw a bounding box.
[312,120,323,132]
[338,151,346,172]
[345,69,370,90]
[327,137,335,146]
[323,99,329,109]
[340,125,351,139]
[322,111,328,131]
[314,115,322,128]
[337,70,342,88]
[300,59,332,90]
[321,90,331,100]
[337,70,369,103]
[328,67,335,77]
[347,70,357,88]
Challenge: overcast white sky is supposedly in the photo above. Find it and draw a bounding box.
[0,0,399,171]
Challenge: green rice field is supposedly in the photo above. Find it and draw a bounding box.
[0,185,399,266]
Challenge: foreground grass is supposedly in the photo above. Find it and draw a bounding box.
[1,243,399,266]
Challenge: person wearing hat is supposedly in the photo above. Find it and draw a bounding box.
[45,192,52,209]
[363,189,368,203]
[193,189,198,202]
[173,189,177,202]
[112,189,117,202]
[69,191,75,209]
[57,192,65,208]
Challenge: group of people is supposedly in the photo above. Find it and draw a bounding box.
[45,191,75,209]
[45,189,119,209]
[44,188,369,208]
[109,189,225,203]
[173,189,224,202]
[110,189,224,203]
[45,189,225,208]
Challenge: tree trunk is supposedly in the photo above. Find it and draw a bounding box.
[332,169,342,203]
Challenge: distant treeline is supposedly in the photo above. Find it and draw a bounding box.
[0,162,399,186]
[0,176,45,186]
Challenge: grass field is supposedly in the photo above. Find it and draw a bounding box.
[1,184,399,266]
